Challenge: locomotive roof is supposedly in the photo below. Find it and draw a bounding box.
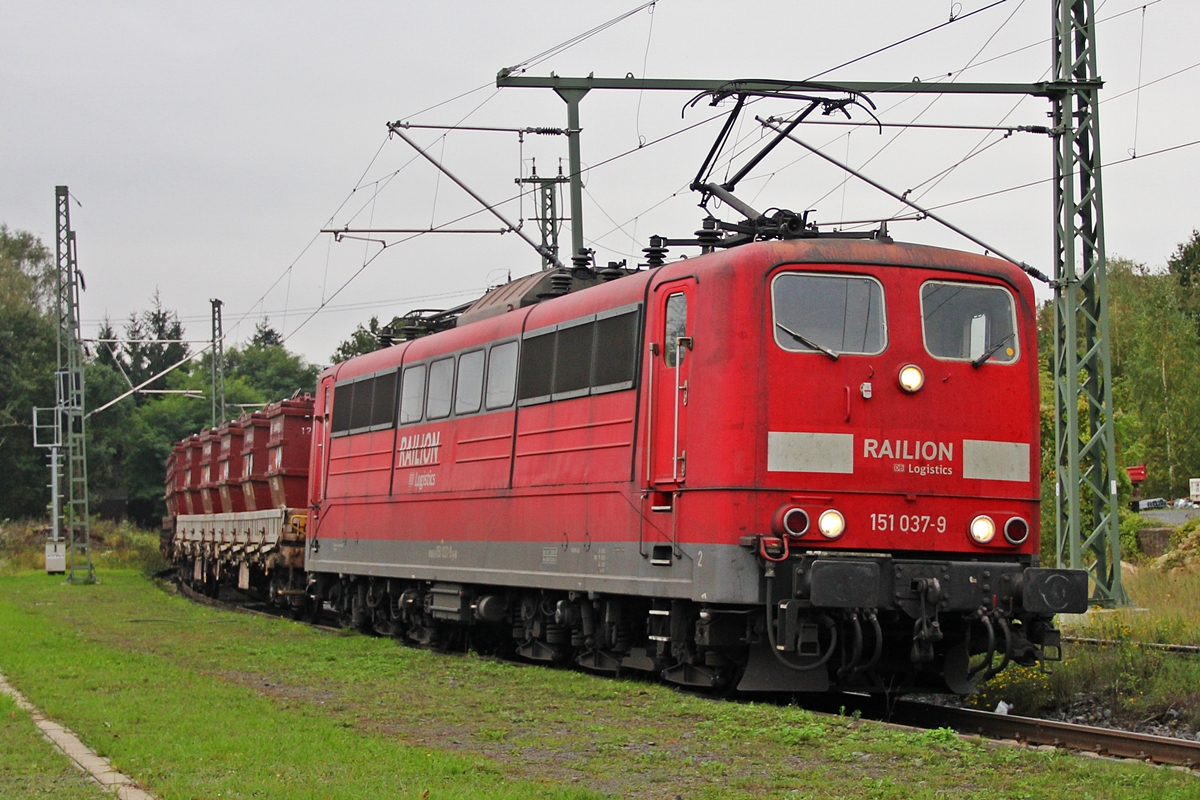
[324,236,1032,383]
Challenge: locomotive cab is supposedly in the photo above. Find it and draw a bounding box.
[646,238,1088,692]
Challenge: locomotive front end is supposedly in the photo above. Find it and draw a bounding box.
[744,245,1088,693]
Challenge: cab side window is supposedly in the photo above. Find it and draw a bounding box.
[426,357,455,420]
[456,350,485,414]
[486,341,519,410]
[399,364,427,424]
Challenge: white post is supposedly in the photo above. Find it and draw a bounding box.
[45,447,65,574]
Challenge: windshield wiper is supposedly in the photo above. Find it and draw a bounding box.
[971,332,1015,368]
[776,322,839,361]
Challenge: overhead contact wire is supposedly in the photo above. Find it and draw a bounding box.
[804,0,1027,213]
[805,0,1009,80]
[297,2,661,337]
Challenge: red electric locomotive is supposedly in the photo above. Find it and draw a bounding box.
[283,234,1086,694]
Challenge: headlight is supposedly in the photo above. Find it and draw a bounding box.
[969,515,996,544]
[1004,516,1030,545]
[898,364,924,393]
[818,509,846,539]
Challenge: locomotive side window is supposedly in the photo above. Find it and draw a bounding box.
[399,364,426,424]
[771,273,886,356]
[518,331,556,404]
[370,371,398,428]
[593,308,639,390]
[331,382,354,434]
[920,281,1018,364]
[486,340,519,409]
[664,293,688,367]
[427,357,455,420]
[553,320,594,398]
[349,376,374,431]
[455,350,485,414]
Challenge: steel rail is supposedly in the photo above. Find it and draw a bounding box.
[889,700,1200,768]
[1061,635,1200,655]
[172,576,341,634]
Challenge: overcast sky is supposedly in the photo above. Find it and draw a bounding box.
[3,0,1196,366]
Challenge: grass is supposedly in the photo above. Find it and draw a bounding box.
[0,692,109,798]
[0,570,1195,799]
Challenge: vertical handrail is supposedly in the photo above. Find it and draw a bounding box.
[672,346,682,482]
[645,343,656,483]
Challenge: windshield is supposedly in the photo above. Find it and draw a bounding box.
[921,281,1018,363]
[771,272,886,355]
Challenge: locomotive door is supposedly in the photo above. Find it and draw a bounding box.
[649,279,695,486]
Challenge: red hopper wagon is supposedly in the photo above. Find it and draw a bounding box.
[238,412,273,512]
[266,395,314,509]
[216,420,246,514]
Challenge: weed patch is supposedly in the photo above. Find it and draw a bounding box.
[0,518,166,576]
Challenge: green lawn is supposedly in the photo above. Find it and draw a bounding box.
[0,691,109,798]
[0,569,1195,799]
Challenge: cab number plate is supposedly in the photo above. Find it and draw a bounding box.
[870,514,947,533]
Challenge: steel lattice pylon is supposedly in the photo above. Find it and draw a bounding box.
[55,185,95,584]
[1051,0,1126,605]
[516,164,568,271]
[211,298,225,426]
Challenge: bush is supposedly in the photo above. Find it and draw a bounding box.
[0,517,166,576]
[1118,509,1146,562]
[968,662,1052,716]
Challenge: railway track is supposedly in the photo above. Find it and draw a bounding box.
[169,578,1200,771]
[1061,635,1200,655]
[888,700,1200,768]
[173,579,341,633]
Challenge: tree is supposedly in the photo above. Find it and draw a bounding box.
[95,318,123,374]
[86,360,138,518]
[0,224,54,312]
[1167,229,1200,341]
[102,292,189,400]
[251,319,283,348]
[121,387,210,526]
[1107,256,1200,498]
[0,225,57,519]
[331,316,387,363]
[222,339,320,403]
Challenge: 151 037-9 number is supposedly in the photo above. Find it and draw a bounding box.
[870,513,947,533]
